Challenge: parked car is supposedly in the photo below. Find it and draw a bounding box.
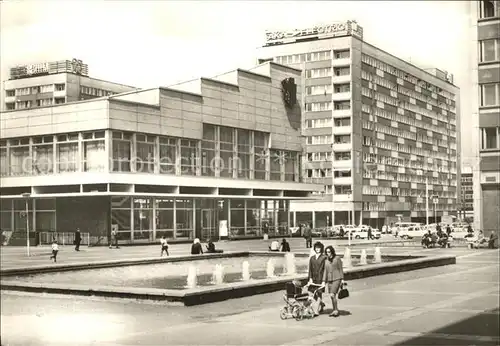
[352,227,382,239]
[398,226,427,239]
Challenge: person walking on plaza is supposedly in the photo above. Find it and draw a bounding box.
[446,225,452,236]
[307,241,326,316]
[74,228,82,252]
[304,223,313,248]
[367,226,374,240]
[49,240,59,263]
[322,245,344,317]
[160,236,169,257]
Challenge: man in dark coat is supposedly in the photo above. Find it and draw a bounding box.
[304,223,313,248]
[280,238,291,252]
[74,228,82,251]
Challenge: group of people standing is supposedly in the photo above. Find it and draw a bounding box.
[307,241,344,317]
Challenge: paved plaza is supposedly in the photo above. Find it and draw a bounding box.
[1,239,499,345]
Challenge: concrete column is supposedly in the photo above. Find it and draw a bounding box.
[152,198,157,241]
[77,132,83,172]
[52,135,57,173]
[173,198,177,239]
[249,131,255,180]
[154,136,160,174]
[192,199,196,240]
[244,199,248,235]
[293,211,297,227]
[130,196,134,242]
[105,130,111,173]
[131,133,137,173]
[312,211,316,229]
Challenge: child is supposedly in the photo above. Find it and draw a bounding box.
[160,236,169,257]
[50,240,59,263]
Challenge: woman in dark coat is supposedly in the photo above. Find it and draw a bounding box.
[322,245,344,317]
[307,241,326,316]
[191,238,203,255]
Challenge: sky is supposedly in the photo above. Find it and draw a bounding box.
[0,0,473,161]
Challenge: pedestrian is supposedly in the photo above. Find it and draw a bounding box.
[367,226,374,240]
[49,239,59,263]
[191,238,203,255]
[160,236,169,256]
[446,225,452,236]
[280,238,291,252]
[304,223,313,248]
[109,229,119,249]
[322,245,344,317]
[307,241,326,316]
[74,228,82,251]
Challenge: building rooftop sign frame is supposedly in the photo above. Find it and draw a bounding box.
[9,58,89,80]
[264,20,363,46]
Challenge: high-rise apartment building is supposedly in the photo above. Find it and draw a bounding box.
[257,21,461,229]
[3,59,137,111]
[460,166,474,220]
[469,1,500,234]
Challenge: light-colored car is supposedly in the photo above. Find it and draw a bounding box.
[398,226,427,239]
[352,227,382,239]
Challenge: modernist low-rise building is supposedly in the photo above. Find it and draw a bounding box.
[0,61,323,244]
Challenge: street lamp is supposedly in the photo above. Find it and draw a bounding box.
[21,192,31,257]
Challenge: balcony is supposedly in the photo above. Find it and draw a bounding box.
[332,58,351,67]
[4,96,15,103]
[333,125,352,135]
[333,176,352,185]
[332,194,353,202]
[332,75,351,84]
[53,90,66,98]
[332,91,351,101]
[332,158,352,169]
[332,109,352,117]
[332,142,351,151]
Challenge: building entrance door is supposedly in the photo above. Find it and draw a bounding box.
[201,209,217,241]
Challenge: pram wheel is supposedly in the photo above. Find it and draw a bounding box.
[291,305,301,319]
[279,307,288,320]
[294,307,305,321]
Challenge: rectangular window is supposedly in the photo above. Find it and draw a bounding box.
[201,124,216,176]
[5,90,15,97]
[135,134,156,173]
[334,151,351,160]
[180,139,198,176]
[219,126,234,178]
[334,117,351,127]
[83,132,106,172]
[305,102,332,112]
[55,84,65,91]
[237,129,250,179]
[481,127,499,149]
[334,67,350,76]
[284,151,298,181]
[159,137,177,175]
[480,39,500,62]
[334,135,351,144]
[112,131,132,172]
[306,85,333,95]
[254,131,268,180]
[306,68,332,79]
[480,83,500,106]
[334,101,351,110]
[5,103,15,110]
[334,50,350,59]
[269,149,282,181]
[479,0,499,18]
[33,138,54,174]
[334,84,350,93]
[0,144,8,176]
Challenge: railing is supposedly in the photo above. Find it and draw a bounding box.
[39,232,91,246]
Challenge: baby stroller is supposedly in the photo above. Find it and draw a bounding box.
[280,280,324,321]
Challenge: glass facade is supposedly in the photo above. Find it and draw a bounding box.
[108,196,289,242]
[1,126,301,182]
[0,198,56,236]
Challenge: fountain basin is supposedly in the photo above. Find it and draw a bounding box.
[0,252,456,306]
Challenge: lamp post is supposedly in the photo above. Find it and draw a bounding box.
[21,192,31,257]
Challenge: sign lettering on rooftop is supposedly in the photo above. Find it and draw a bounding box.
[265,20,363,46]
